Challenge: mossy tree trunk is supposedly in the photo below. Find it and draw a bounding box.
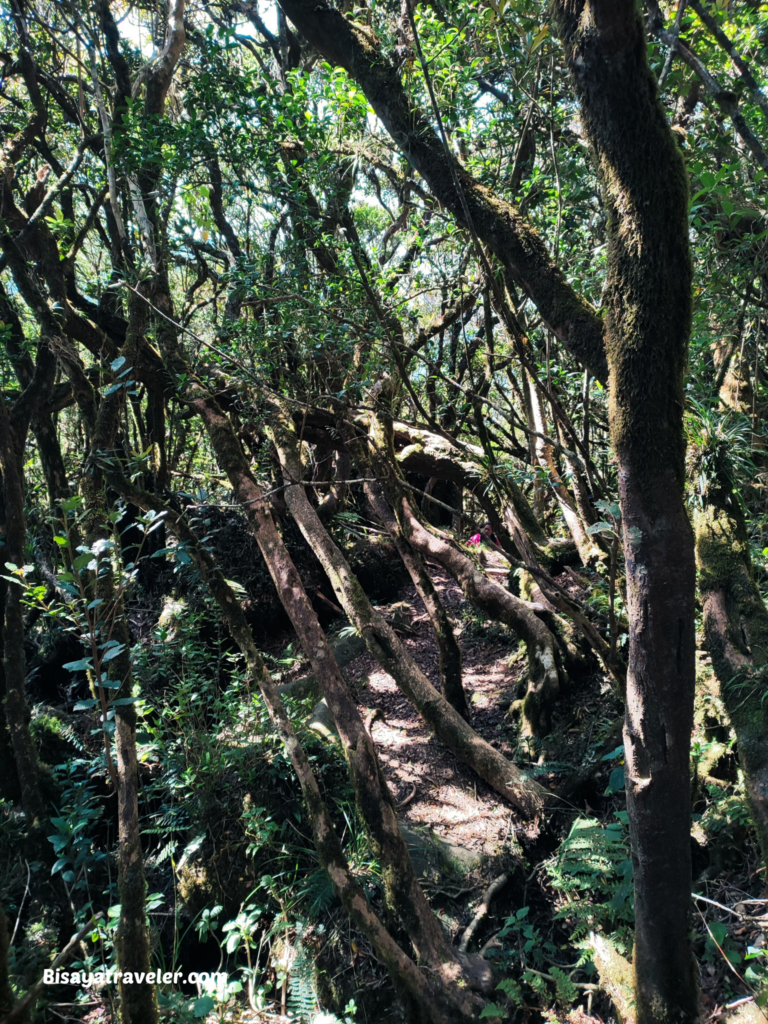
[556,3,699,1020]
[364,481,469,719]
[694,488,768,862]
[365,405,564,739]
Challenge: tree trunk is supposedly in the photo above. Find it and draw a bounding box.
[0,401,47,845]
[270,405,549,812]
[365,481,469,719]
[555,3,699,1020]
[694,489,768,862]
[0,906,15,1021]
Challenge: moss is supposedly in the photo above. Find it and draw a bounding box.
[590,933,636,1024]
[695,504,768,668]
[555,4,692,501]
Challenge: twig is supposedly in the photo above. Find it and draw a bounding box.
[5,915,103,1024]
[458,872,509,953]
[396,783,418,810]
[658,0,687,90]
[692,892,745,918]
[525,966,599,992]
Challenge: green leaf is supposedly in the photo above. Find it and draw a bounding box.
[479,1004,506,1018]
[111,356,126,372]
[602,745,625,761]
[101,644,126,663]
[97,678,122,689]
[63,659,93,673]
[587,520,613,535]
[73,699,98,711]
[193,996,215,1017]
[0,576,25,588]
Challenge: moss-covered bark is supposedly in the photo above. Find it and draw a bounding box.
[365,482,469,719]
[556,2,698,1020]
[694,491,768,862]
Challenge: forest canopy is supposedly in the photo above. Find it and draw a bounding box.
[1,0,768,1022]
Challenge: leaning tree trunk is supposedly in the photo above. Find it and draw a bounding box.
[364,406,563,738]
[364,481,469,719]
[556,3,699,1021]
[268,402,547,813]
[694,485,768,862]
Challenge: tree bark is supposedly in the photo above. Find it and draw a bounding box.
[555,2,699,1020]
[0,397,47,845]
[364,482,469,719]
[694,488,768,862]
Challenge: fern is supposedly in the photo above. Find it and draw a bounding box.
[296,868,335,920]
[545,814,633,941]
[287,922,319,1023]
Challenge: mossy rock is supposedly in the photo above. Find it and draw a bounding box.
[308,699,339,743]
[278,632,366,701]
[398,823,483,880]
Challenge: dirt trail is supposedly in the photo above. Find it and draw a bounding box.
[338,567,531,857]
